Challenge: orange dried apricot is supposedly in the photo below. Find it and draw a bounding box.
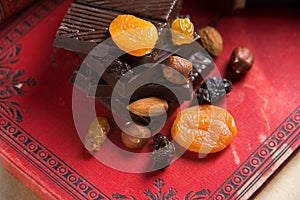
[171,17,194,45]
[171,105,237,154]
[109,15,158,56]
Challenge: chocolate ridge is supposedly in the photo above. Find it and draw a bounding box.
[75,0,182,23]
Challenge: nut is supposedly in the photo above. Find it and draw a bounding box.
[162,56,192,84]
[229,46,254,73]
[127,97,168,117]
[198,26,223,56]
[121,122,151,149]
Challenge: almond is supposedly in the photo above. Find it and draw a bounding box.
[162,56,192,84]
[198,26,223,56]
[127,97,168,117]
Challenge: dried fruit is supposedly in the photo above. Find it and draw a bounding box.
[198,26,223,56]
[162,56,193,84]
[171,105,237,154]
[127,97,168,117]
[196,77,232,104]
[171,17,194,45]
[229,46,254,73]
[109,15,158,56]
[121,122,151,149]
[84,117,110,151]
[151,133,175,169]
[106,59,132,79]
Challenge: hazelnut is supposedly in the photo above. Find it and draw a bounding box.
[229,46,254,73]
[162,56,192,84]
[121,122,151,149]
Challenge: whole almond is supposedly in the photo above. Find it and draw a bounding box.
[198,26,223,56]
[127,97,168,117]
[162,56,193,84]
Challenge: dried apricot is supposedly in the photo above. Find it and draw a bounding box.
[171,105,237,154]
[109,15,158,56]
[171,17,194,45]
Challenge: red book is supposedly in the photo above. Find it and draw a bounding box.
[0,0,37,24]
[0,0,299,199]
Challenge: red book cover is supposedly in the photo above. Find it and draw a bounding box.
[0,0,37,23]
[0,0,299,199]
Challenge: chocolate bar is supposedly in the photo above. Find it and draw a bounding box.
[77,0,182,22]
[71,64,192,102]
[54,0,183,54]
[80,32,214,98]
[89,57,193,98]
[71,67,180,127]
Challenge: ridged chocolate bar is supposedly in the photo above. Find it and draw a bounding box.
[76,0,182,22]
[54,0,182,54]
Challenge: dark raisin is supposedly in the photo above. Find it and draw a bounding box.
[106,59,132,80]
[151,133,175,169]
[153,133,169,150]
[223,78,232,93]
[196,77,232,104]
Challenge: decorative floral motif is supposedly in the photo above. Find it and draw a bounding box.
[0,44,36,122]
[112,178,210,200]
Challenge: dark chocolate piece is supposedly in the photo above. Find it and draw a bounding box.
[54,0,182,54]
[77,0,182,22]
[190,49,215,90]
[72,65,192,102]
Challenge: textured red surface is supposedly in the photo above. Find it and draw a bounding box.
[0,0,37,23]
[0,0,299,199]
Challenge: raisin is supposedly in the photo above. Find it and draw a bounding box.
[84,117,110,151]
[171,17,194,45]
[106,59,133,80]
[151,133,175,169]
[196,77,232,104]
[223,78,232,93]
[153,133,169,150]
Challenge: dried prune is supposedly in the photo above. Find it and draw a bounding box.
[196,77,232,104]
[151,133,175,169]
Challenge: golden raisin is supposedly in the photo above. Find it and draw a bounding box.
[171,105,237,154]
[171,17,194,45]
[109,15,158,56]
[84,117,110,151]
